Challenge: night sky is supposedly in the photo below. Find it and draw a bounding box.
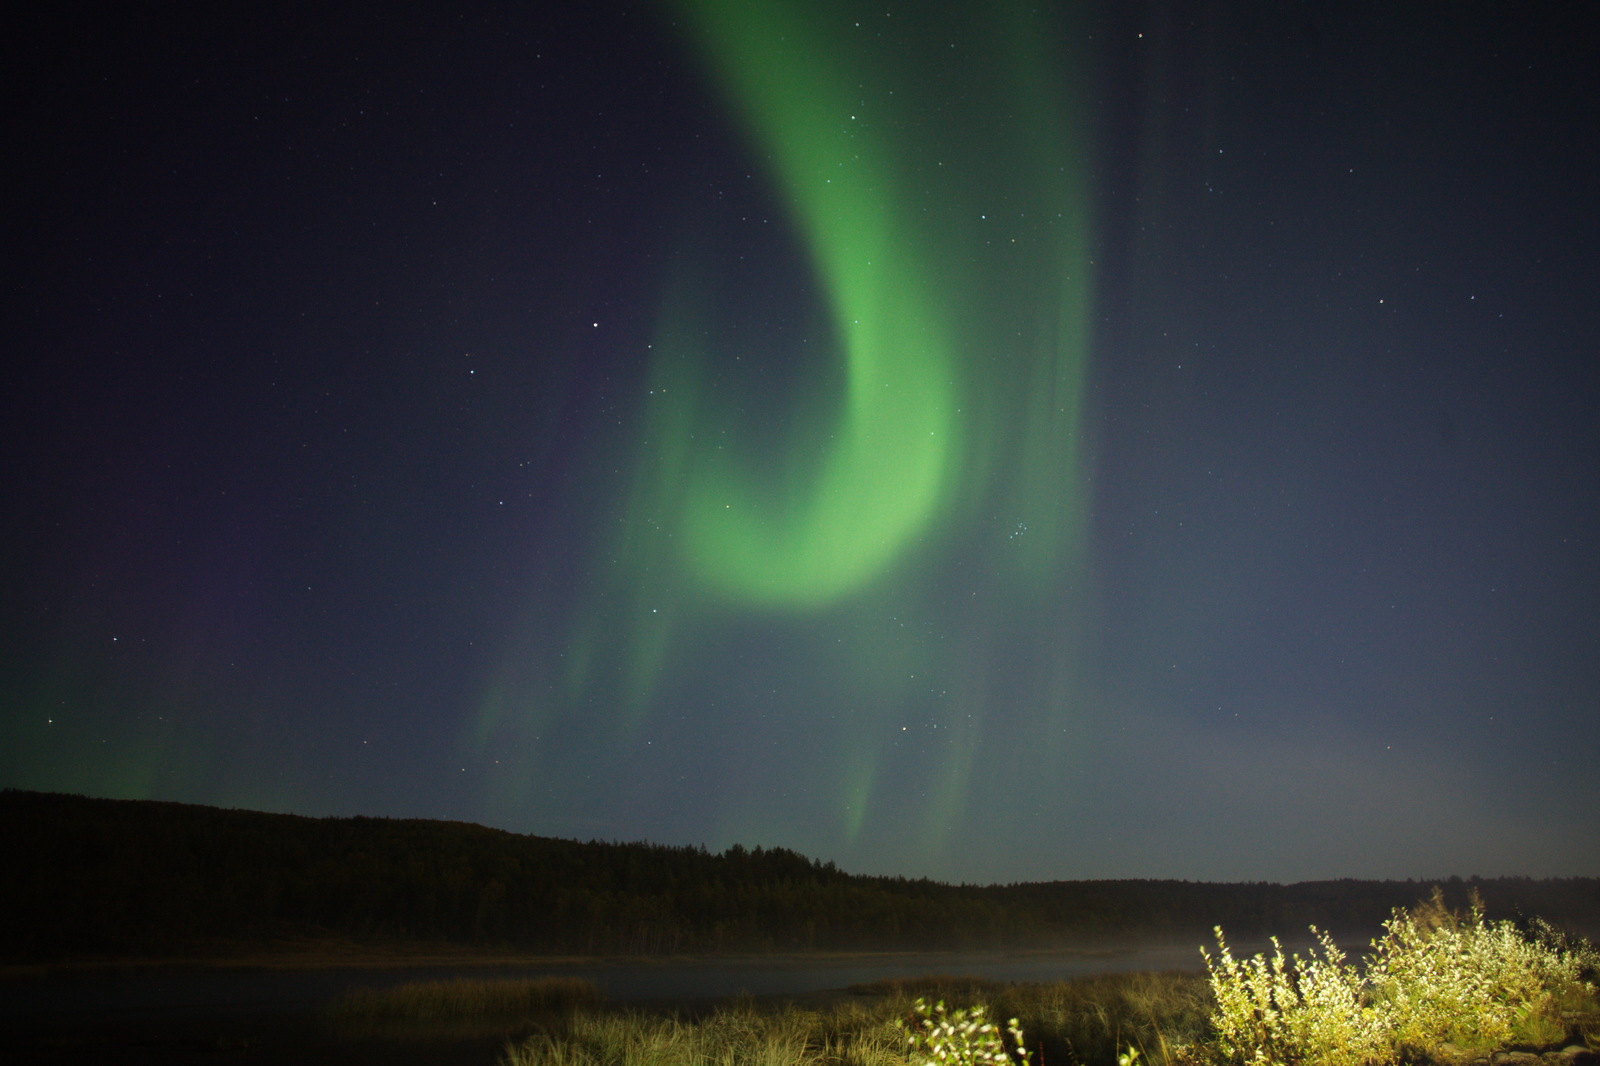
[7,1,1598,885]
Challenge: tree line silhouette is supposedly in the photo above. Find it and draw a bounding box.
[4,789,1596,962]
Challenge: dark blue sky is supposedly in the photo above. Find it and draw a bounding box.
[6,1,1597,884]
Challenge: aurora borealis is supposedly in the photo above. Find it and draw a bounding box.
[7,1,1599,884]
[616,0,1093,616]
[484,0,1099,854]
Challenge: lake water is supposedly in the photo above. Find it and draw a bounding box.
[5,944,1216,1025]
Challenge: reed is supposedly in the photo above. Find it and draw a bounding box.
[330,974,603,1024]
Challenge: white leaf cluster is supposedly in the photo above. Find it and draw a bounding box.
[898,998,1030,1066]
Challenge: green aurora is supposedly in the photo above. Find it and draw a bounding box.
[11,0,1600,888]
[477,0,1096,861]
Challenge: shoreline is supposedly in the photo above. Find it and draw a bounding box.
[1,939,1194,981]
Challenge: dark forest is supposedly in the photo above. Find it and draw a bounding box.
[5,790,1596,963]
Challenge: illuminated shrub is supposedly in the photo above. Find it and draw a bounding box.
[1201,927,1390,1066]
[898,997,1032,1066]
[1196,889,1597,1065]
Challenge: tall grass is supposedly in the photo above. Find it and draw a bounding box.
[329,974,603,1026]
[503,999,909,1066]
[500,972,1212,1066]
[992,970,1213,1063]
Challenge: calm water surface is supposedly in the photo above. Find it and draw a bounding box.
[6,945,1214,1025]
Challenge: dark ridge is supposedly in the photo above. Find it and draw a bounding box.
[4,789,1596,963]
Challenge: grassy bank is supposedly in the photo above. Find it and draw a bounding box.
[323,969,1211,1062]
[316,893,1600,1064]
[486,893,1599,1066]
[499,971,1212,1066]
[495,965,1597,1065]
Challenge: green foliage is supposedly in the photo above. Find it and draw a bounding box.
[1369,888,1580,1053]
[1199,929,1389,1066]
[1196,890,1600,1065]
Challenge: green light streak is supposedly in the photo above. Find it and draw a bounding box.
[476,0,1097,864]
[648,0,1095,611]
[665,0,960,607]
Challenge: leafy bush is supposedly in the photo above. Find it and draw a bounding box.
[1196,889,1598,1065]
[1201,927,1389,1066]
[1369,889,1582,1053]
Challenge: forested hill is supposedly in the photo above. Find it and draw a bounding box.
[4,789,1597,962]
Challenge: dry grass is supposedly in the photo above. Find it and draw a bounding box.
[329,974,603,1026]
[500,970,1212,1066]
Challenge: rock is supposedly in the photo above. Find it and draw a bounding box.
[1536,1049,1599,1065]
